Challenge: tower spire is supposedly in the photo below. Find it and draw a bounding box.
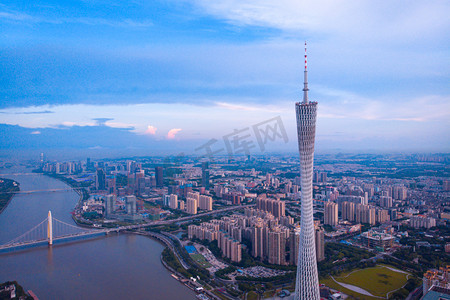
[303,41,309,104]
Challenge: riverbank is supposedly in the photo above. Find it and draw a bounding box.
[38,172,90,227]
[1,170,197,300]
[0,178,20,215]
[37,172,216,299]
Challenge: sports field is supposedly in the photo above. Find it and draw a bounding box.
[321,265,410,299]
[190,253,212,268]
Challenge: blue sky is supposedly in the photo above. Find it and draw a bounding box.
[1,0,449,159]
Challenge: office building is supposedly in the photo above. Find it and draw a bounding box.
[201,162,210,189]
[125,195,137,215]
[105,194,115,217]
[361,230,394,251]
[155,166,163,187]
[95,168,106,190]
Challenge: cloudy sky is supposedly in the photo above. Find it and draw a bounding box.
[1,1,449,159]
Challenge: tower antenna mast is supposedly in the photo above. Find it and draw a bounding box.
[303,41,309,104]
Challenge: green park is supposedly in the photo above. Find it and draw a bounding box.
[321,265,416,299]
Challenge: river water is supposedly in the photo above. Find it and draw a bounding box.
[0,167,195,300]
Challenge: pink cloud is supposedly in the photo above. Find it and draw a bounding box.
[167,128,182,139]
[145,125,157,135]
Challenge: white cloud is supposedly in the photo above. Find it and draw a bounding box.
[191,0,450,42]
[316,88,450,122]
[30,131,41,135]
[0,7,152,28]
[0,11,34,22]
[106,121,135,129]
[167,128,182,139]
[144,125,157,135]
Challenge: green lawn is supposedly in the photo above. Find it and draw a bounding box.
[325,265,409,299]
[190,253,212,268]
[337,265,408,297]
[247,291,258,300]
[320,278,379,300]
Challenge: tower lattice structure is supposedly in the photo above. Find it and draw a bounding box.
[294,42,320,300]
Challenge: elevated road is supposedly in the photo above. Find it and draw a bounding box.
[135,231,190,269]
[112,204,254,231]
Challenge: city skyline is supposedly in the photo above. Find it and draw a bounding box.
[1,1,449,158]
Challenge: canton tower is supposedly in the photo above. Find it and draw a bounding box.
[294,42,320,300]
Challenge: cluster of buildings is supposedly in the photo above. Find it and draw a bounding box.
[163,191,213,214]
[42,161,83,174]
[315,174,446,236]
[423,266,450,298]
[409,215,437,229]
[103,194,143,222]
[188,198,325,266]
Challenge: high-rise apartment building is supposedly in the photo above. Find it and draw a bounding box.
[410,216,436,228]
[199,195,213,211]
[444,180,450,191]
[178,200,185,210]
[256,198,286,218]
[363,183,374,198]
[251,225,265,259]
[356,204,376,225]
[375,208,390,223]
[342,201,355,222]
[392,185,407,200]
[380,196,393,208]
[324,202,338,226]
[163,194,171,207]
[294,43,320,300]
[186,198,198,214]
[268,228,286,265]
[315,228,325,262]
[169,194,178,210]
[290,228,301,265]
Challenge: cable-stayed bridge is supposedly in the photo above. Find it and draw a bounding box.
[1,188,84,195]
[0,205,254,254]
[0,211,109,253]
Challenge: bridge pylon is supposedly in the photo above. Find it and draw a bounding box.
[48,211,53,245]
